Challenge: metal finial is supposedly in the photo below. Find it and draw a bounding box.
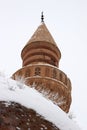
[41,12,44,23]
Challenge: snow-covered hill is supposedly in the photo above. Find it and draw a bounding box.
[0,74,80,130]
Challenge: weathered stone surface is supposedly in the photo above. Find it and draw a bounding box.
[26,23,57,46]
[12,22,72,113]
[0,101,59,130]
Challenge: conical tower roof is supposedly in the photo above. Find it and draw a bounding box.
[21,20,61,67]
[26,22,57,46]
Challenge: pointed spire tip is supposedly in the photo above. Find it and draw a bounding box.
[41,12,44,23]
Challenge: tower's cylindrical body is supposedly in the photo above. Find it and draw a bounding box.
[12,23,72,113]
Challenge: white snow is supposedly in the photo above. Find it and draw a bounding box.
[0,74,80,130]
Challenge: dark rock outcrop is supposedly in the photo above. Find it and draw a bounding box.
[0,101,60,130]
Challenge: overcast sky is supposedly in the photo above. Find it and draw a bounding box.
[0,0,87,130]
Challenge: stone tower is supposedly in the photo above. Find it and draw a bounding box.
[12,14,72,113]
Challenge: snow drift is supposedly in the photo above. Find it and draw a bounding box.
[0,74,80,130]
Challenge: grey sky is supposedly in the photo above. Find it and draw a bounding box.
[0,0,87,129]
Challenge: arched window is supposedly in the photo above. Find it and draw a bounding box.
[35,67,41,76]
[25,69,30,77]
[45,68,50,77]
[60,72,62,81]
[52,69,57,78]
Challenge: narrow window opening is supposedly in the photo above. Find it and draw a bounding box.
[25,69,30,77]
[35,67,41,76]
[52,69,57,78]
